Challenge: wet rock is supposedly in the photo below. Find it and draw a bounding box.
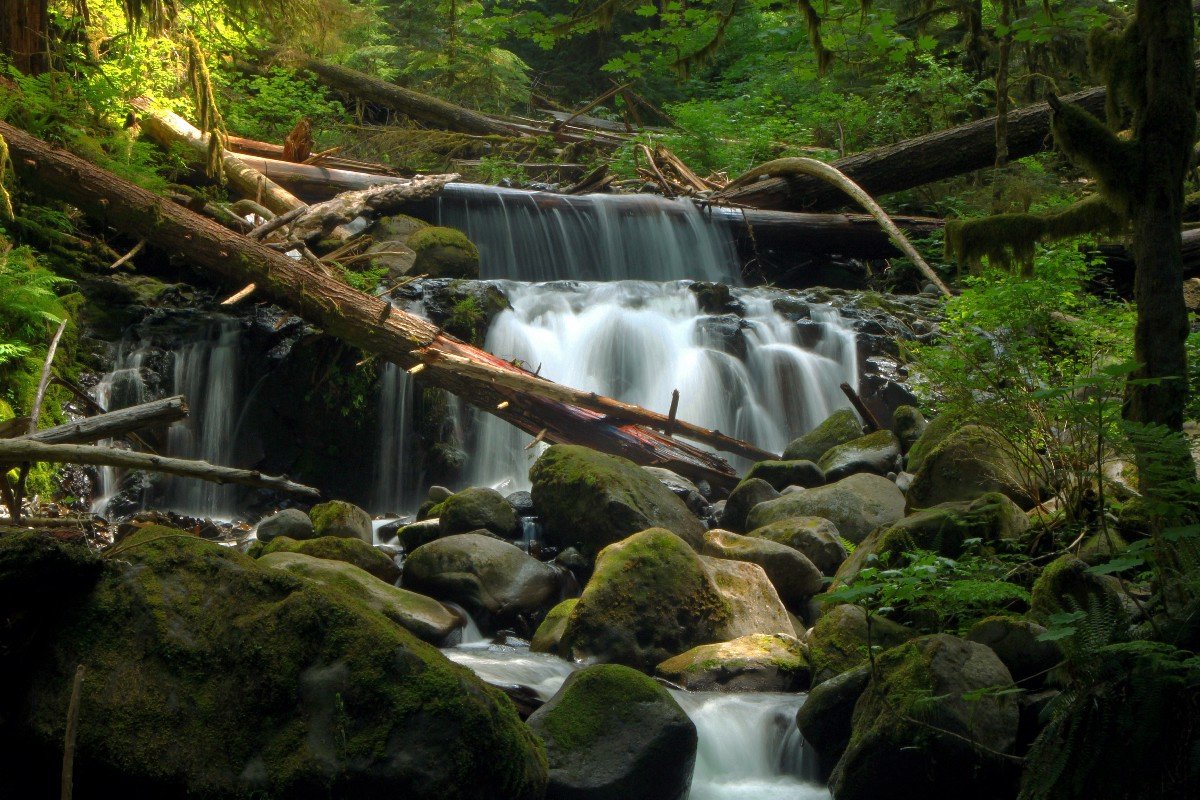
[693,314,748,360]
[890,405,927,454]
[743,459,825,490]
[506,490,535,516]
[410,226,480,279]
[435,486,519,538]
[807,604,914,685]
[12,526,546,800]
[702,529,824,609]
[795,664,870,775]
[254,508,315,543]
[531,598,578,656]
[256,535,401,584]
[531,445,706,558]
[528,664,696,800]
[907,425,1042,510]
[308,500,373,544]
[689,281,745,315]
[746,516,847,576]
[260,551,459,643]
[817,429,901,482]
[402,533,560,622]
[644,466,711,515]
[718,477,780,533]
[966,616,1063,687]
[559,528,792,671]
[830,635,1019,800]
[397,518,443,552]
[655,633,811,692]
[745,473,906,544]
[782,408,864,463]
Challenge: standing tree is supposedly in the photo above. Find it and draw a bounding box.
[0,0,49,74]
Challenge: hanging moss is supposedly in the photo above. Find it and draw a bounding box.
[1049,100,1137,208]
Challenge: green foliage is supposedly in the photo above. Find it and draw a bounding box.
[0,245,71,391]
[213,66,346,145]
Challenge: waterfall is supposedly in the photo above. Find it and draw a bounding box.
[91,338,152,512]
[467,281,858,492]
[373,362,417,513]
[433,184,741,283]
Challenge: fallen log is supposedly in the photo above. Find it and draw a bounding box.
[0,119,753,488]
[720,62,1200,211]
[20,396,188,446]
[226,135,400,175]
[0,439,320,498]
[288,176,459,243]
[288,54,519,138]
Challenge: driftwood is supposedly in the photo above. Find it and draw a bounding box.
[0,119,754,488]
[289,176,459,243]
[0,439,320,498]
[21,396,188,446]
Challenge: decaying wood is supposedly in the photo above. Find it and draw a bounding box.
[21,396,188,446]
[227,135,398,174]
[288,176,459,243]
[839,383,882,433]
[0,119,752,488]
[0,439,320,498]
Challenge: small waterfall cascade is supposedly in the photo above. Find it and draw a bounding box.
[442,644,575,702]
[91,337,153,512]
[373,362,417,513]
[433,184,741,282]
[468,280,859,492]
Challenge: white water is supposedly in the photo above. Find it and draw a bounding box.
[434,184,740,282]
[468,281,858,491]
[373,362,417,513]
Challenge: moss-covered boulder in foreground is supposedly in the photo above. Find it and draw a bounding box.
[747,516,848,576]
[795,663,870,776]
[527,664,697,800]
[718,477,780,533]
[817,429,902,482]
[746,473,906,544]
[782,408,864,463]
[558,528,791,671]
[655,633,811,692]
[409,225,480,279]
[308,499,374,543]
[9,526,546,799]
[903,412,958,473]
[531,598,578,656]
[258,534,401,583]
[435,486,519,538]
[531,445,706,557]
[806,603,914,685]
[830,635,1019,800]
[743,459,825,491]
[702,529,824,609]
[906,425,1039,510]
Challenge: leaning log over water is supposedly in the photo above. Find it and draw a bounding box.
[19,396,188,446]
[0,120,753,488]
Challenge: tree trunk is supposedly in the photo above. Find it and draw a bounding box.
[0,0,48,74]
[19,396,188,446]
[0,119,750,488]
[721,64,1200,211]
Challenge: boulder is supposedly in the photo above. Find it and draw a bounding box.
[903,412,958,473]
[506,490,535,516]
[795,664,870,775]
[782,408,864,463]
[308,500,373,544]
[398,518,443,552]
[807,604,914,685]
[254,508,314,543]
[402,533,561,622]
[260,551,460,643]
[832,492,1029,586]
[655,633,811,692]
[906,425,1039,510]
[531,598,578,656]
[745,473,906,544]
[890,405,927,454]
[966,616,1063,686]
[527,664,696,800]
[702,529,824,608]
[531,445,706,557]
[258,535,401,583]
[746,517,848,576]
[817,429,902,482]
[830,635,1020,800]
[409,225,480,279]
[558,528,792,671]
[436,486,519,538]
[11,526,546,799]
[718,477,779,533]
[1029,554,1134,622]
[743,459,825,491]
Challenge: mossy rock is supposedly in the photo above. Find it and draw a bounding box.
[795,663,871,776]
[531,444,706,558]
[308,499,373,544]
[806,603,914,685]
[410,226,480,279]
[830,634,1019,800]
[531,598,578,656]
[254,508,314,543]
[904,412,958,473]
[702,529,824,609]
[1078,529,1129,565]
[782,408,864,463]
[746,516,848,576]
[965,615,1063,686]
[259,551,460,643]
[12,526,546,799]
[437,486,519,538]
[743,459,825,491]
[398,518,443,552]
[718,477,780,533]
[745,473,906,544]
[906,425,1040,510]
[364,214,427,276]
[527,663,696,800]
[258,535,401,584]
[890,405,927,455]
[1029,554,1132,623]
[817,429,901,482]
[655,633,811,692]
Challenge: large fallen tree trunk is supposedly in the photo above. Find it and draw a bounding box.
[721,63,1200,212]
[20,396,188,446]
[0,120,758,487]
[0,439,319,498]
[287,54,519,138]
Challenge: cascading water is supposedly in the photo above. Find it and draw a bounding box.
[373,362,417,513]
[467,280,859,492]
[91,338,152,513]
[433,184,740,282]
